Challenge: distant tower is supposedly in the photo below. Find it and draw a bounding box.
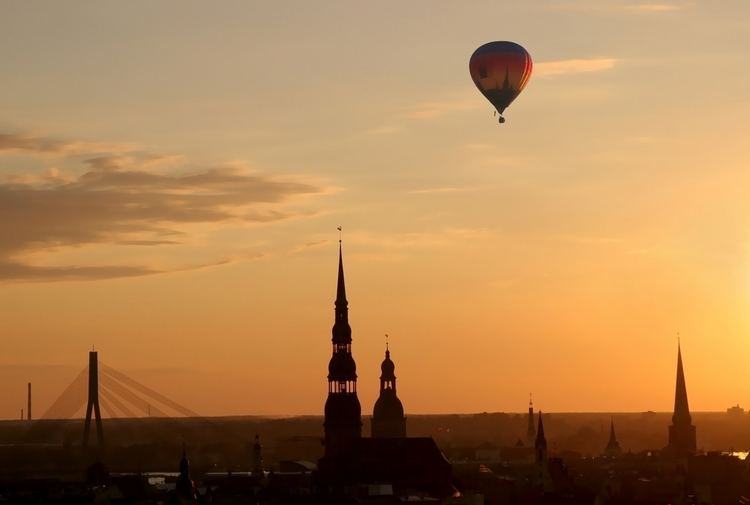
[323,241,362,458]
[27,382,31,421]
[535,411,550,486]
[526,394,536,446]
[667,341,696,457]
[176,445,198,502]
[252,434,264,475]
[535,411,548,467]
[82,351,104,448]
[604,418,622,457]
[371,340,406,438]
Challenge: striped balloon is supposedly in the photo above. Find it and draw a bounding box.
[469,41,532,122]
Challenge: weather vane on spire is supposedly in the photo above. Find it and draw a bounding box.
[337,226,342,244]
[385,333,389,350]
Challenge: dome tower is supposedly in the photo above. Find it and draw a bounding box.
[371,339,406,438]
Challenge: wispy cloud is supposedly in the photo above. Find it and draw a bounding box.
[403,98,482,120]
[290,239,330,254]
[0,133,136,157]
[547,2,686,14]
[624,3,683,13]
[364,125,402,135]
[0,132,329,281]
[535,58,618,77]
[408,187,477,195]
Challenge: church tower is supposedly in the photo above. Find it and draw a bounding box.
[323,241,362,458]
[176,445,198,502]
[371,341,406,438]
[535,411,547,467]
[604,418,622,457]
[667,341,696,457]
[526,394,536,447]
[534,411,550,486]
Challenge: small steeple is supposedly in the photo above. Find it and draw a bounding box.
[176,443,197,501]
[535,411,548,473]
[535,411,547,451]
[372,338,406,438]
[526,393,536,446]
[604,418,621,456]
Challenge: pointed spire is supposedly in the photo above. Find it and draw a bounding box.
[336,241,347,307]
[604,418,622,456]
[331,237,352,344]
[385,334,390,359]
[535,411,547,450]
[673,340,691,425]
[526,394,536,446]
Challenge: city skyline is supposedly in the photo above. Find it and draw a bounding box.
[2,1,750,417]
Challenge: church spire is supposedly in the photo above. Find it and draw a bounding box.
[535,411,548,474]
[667,340,696,457]
[336,241,347,308]
[324,237,361,459]
[673,342,691,426]
[604,418,621,456]
[526,393,536,446]
[332,241,351,345]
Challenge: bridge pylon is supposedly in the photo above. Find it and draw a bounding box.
[82,351,104,448]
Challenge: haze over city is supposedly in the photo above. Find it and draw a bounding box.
[2,0,750,420]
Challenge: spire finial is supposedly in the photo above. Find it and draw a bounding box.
[337,225,342,244]
[385,333,389,351]
[529,392,533,408]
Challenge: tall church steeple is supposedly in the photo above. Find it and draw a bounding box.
[372,338,406,438]
[667,341,696,457]
[324,240,362,458]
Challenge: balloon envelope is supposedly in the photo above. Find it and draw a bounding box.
[469,41,532,115]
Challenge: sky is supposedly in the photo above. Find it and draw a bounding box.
[1,0,750,419]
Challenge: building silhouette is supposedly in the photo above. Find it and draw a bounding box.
[604,418,622,456]
[318,241,455,499]
[526,394,536,446]
[252,434,264,475]
[667,342,697,457]
[323,241,362,459]
[535,411,550,485]
[175,446,197,503]
[371,342,406,438]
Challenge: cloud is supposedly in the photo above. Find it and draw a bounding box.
[408,187,477,195]
[290,239,330,254]
[0,134,327,281]
[0,133,136,156]
[364,125,402,135]
[403,98,482,120]
[547,2,686,14]
[535,58,618,77]
[624,3,683,12]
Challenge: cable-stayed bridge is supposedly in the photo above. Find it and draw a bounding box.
[42,356,199,421]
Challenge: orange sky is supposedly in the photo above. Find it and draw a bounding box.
[1,1,750,418]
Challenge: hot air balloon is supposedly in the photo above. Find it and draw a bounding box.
[469,41,532,123]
